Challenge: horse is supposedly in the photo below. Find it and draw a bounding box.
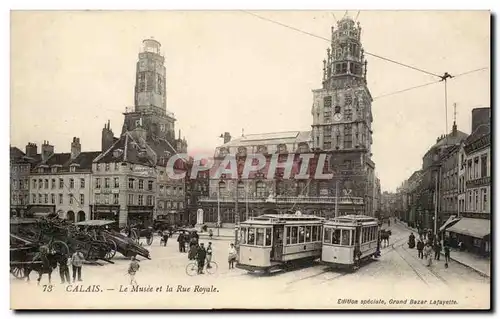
[25,252,60,285]
[380,230,392,248]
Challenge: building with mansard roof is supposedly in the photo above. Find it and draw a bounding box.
[28,138,100,222]
[197,16,376,226]
[91,39,188,227]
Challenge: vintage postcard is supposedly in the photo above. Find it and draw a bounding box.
[10,10,491,310]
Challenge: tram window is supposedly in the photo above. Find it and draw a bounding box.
[265,228,272,246]
[312,226,318,242]
[371,227,375,241]
[248,228,256,245]
[256,228,265,246]
[305,226,311,242]
[286,227,291,245]
[324,228,332,243]
[240,227,247,244]
[341,229,350,246]
[298,227,305,243]
[332,229,341,245]
[291,227,298,244]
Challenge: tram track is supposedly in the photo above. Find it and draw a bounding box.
[391,241,449,287]
[285,233,409,286]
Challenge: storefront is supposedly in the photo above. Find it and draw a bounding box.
[127,206,154,227]
[91,205,120,223]
[25,205,55,218]
[446,217,491,256]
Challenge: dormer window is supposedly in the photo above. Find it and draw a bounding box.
[113,149,124,158]
[51,167,58,173]
[160,124,166,132]
[70,166,76,172]
[38,168,44,173]
[96,163,100,171]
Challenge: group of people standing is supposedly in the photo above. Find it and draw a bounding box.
[409,231,451,267]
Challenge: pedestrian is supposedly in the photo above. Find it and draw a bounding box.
[196,243,207,274]
[128,256,140,285]
[209,229,213,240]
[206,242,213,269]
[177,233,185,253]
[189,243,199,261]
[444,245,451,265]
[71,247,85,282]
[58,252,70,284]
[162,230,169,247]
[434,241,442,260]
[423,242,433,267]
[417,239,424,259]
[228,243,237,269]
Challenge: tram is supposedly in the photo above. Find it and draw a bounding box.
[236,213,325,273]
[321,215,379,271]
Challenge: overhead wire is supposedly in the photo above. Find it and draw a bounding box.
[241,10,442,78]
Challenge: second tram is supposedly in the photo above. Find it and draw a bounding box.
[321,215,379,270]
[236,213,325,273]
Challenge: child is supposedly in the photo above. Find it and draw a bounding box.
[128,256,140,285]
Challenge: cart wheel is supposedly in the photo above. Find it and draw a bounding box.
[51,240,69,255]
[10,266,25,279]
[185,262,198,276]
[146,235,153,246]
[105,239,117,259]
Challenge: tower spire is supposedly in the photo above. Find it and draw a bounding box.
[452,102,457,134]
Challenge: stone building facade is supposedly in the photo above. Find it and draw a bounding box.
[197,16,376,225]
[29,139,100,221]
[91,39,188,227]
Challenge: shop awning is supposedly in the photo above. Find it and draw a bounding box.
[446,217,490,239]
[439,215,460,232]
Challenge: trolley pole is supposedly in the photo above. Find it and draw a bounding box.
[235,184,239,247]
[245,185,249,221]
[433,167,440,236]
[217,189,220,237]
[335,179,339,218]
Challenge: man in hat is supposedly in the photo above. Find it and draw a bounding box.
[128,256,140,285]
[71,246,85,282]
[196,243,207,274]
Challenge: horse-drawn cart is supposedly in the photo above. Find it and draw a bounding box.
[125,223,155,246]
[77,220,151,260]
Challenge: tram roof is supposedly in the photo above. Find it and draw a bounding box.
[242,214,325,224]
[325,214,378,225]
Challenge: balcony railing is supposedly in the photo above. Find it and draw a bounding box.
[198,195,364,205]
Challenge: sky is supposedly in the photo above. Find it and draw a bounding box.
[10,11,490,192]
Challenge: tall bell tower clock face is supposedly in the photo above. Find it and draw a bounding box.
[333,113,343,122]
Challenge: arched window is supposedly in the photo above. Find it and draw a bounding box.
[256,181,266,197]
[67,211,75,223]
[77,211,86,222]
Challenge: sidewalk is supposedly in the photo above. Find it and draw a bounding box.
[397,221,490,278]
[441,248,490,278]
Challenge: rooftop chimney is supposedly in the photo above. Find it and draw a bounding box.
[41,140,54,162]
[71,137,81,160]
[25,142,38,157]
[223,132,231,144]
[102,121,114,152]
[471,107,490,133]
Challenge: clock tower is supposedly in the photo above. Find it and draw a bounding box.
[310,16,375,216]
[122,39,177,144]
[311,16,373,155]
